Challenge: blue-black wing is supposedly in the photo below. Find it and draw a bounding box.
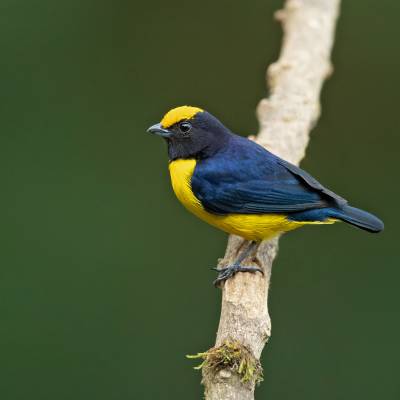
[191,136,346,215]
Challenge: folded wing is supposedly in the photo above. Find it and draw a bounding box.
[191,140,346,215]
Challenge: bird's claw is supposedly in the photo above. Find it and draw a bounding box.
[213,264,263,287]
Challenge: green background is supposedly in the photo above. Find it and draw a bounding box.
[1,0,398,399]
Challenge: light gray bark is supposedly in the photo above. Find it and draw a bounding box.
[202,1,341,399]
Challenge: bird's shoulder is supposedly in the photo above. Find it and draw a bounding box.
[196,135,281,182]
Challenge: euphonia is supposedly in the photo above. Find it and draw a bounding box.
[148,106,383,285]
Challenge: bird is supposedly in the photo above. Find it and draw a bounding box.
[148,106,384,285]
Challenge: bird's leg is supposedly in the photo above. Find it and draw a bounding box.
[213,241,263,286]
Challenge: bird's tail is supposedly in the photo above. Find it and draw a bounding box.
[334,205,384,233]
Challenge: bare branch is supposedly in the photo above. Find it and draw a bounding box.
[200,1,341,398]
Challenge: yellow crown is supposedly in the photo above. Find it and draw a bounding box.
[161,106,203,128]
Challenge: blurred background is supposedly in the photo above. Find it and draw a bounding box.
[1,0,398,399]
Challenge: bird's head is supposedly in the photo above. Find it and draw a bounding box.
[147,106,230,160]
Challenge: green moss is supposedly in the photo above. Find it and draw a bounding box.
[186,340,263,386]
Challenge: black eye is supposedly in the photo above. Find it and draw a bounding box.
[179,121,192,134]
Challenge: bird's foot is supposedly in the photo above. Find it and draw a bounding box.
[212,264,263,287]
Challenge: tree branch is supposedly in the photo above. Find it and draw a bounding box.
[198,1,341,398]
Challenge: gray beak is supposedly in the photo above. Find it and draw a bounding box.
[147,123,172,138]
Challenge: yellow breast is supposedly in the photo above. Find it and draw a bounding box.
[169,159,205,218]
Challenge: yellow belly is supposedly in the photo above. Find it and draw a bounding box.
[168,159,335,241]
